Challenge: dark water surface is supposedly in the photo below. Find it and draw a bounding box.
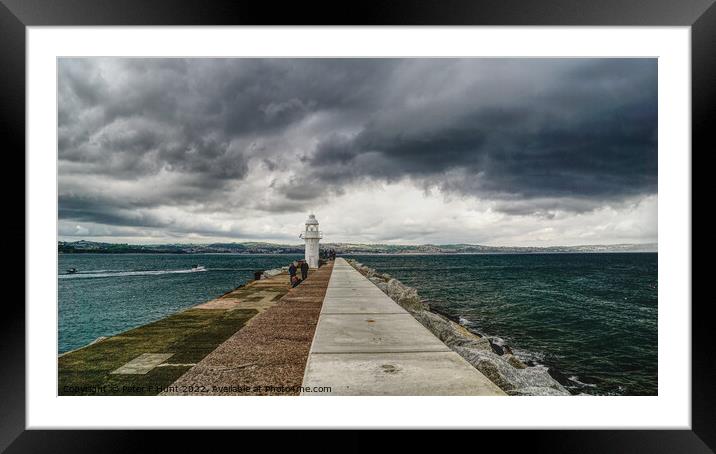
[58,254,301,354]
[345,253,657,396]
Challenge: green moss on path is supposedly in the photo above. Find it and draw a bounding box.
[59,308,258,396]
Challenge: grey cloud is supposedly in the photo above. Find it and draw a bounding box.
[304,59,657,210]
[59,193,171,229]
[58,58,657,240]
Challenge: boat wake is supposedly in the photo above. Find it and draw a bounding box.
[59,268,208,279]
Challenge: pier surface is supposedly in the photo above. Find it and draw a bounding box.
[162,262,333,395]
[301,258,505,395]
[59,258,505,396]
[58,264,330,396]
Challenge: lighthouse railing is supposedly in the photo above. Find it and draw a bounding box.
[299,231,323,239]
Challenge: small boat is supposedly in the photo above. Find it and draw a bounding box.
[191,265,206,272]
[66,267,78,274]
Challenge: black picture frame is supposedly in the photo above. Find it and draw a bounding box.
[4,0,709,451]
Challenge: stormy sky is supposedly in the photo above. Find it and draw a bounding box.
[58,58,657,246]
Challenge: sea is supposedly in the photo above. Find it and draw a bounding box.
[346,253,658,396]
[58,252,657,396]
[58,254,302,354]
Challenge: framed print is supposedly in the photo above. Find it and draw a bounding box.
[5,0,711,451]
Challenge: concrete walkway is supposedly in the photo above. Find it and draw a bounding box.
[301,258,505,395]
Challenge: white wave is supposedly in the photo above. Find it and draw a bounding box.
[489,336,507,346]
[513,348,547,364]
[59,268,208,279]
[568,375,597,388]
[458,316,473,326]
[76,269,123,273]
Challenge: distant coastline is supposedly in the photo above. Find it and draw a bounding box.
[58,240,657,255]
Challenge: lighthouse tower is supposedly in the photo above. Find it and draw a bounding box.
[300,214,322,268]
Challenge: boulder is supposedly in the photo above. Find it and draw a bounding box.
[453,346,570,395]
[411,311,492,351]
[507,386,572,396]
[505,354,527,369]
[385,279,424,312]
[358,265,376,278]
[489,339,505,355]
[368,276,389,292]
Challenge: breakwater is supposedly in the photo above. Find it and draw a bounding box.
[163,261,333,395]
[302,258,505,395]
[58,261,330,396]
[345,259,570,396]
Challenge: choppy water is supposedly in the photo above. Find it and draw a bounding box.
[58,254,301,353]
[345,253,658,396]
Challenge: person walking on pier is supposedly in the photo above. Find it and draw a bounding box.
[288,261,297,285]
[300,260,309,280]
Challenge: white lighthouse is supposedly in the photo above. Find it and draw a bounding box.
[299,214,322,268]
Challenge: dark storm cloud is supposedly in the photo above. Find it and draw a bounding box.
[58,59,394,179]
[59,58,657,234]
[59,194,167,228]
[305,59,657,207]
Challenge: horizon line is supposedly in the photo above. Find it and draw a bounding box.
[58,239,658,248]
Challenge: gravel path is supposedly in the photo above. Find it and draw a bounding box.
[161,262,333,395]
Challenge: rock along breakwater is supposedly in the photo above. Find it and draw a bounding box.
[345,259,570,396]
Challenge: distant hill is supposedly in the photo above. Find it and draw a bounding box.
[58,240,657,254]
